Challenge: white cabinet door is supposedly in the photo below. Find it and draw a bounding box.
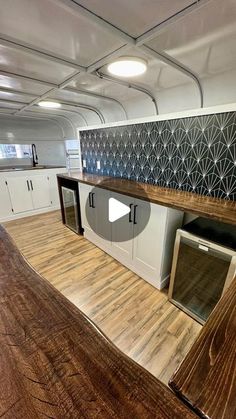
[111,191,134,264]
[30,175,51,209]
[0,178,12,219]
[79,184,111,248]
[79,183,94,232]
[132,199,167,286]
[6,177,33,214]
[92,187,111,245]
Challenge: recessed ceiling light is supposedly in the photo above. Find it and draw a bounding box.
[107,57,147,77]
[38,101,61,109]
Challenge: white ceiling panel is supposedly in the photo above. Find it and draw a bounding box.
[0,91,35,103]
[0,0,124,66]
[48,89,126,120]
[0,45,76,84]
[49,89,108,107]
[73,0,196,38]
[68,74,147,101]
[147,0,236,79]
[0,75,51,95]
[0,108,15,114]
[0,101,22,109]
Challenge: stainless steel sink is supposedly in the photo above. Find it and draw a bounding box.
[0,165,46,172]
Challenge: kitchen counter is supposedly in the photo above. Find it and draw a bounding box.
[57,172,236,226]
[169,274,236,419]
[0,165,66,172]
[0,225,197,418]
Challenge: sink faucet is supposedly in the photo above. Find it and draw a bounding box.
[32,144,38,167]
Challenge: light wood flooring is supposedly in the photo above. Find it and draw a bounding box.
[4,210,202,385]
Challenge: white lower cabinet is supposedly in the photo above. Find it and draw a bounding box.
[79,183,111,251]
[110,191,133,264]
[79,182,183,289]
[6,174,51,214]
[0,177,16,218]
[132,199,166,286]
[30,175,51,209]
[6,176,34,213]
[0,168,67,222]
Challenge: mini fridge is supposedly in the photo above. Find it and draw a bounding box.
[62,186,79,233]
[168,218,236,324]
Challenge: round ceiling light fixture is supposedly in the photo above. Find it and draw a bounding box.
[38,101,61,109]
[107,57,147,77]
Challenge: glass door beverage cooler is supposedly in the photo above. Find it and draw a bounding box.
[62,186,79,233]
[57,175,83,235]
[168,218,236,324]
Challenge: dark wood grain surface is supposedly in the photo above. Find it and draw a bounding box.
[0,226,197,418]
[57,172,236,225]
[169,275,236,419]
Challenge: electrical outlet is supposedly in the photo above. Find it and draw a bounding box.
[83,159,87,168]
[97,160,101,170]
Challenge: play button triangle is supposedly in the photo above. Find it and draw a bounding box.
[108,198,131,223]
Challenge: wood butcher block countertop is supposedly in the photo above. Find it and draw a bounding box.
[169,275,236,419]
[58,172,236,225]
[0,226,197,418]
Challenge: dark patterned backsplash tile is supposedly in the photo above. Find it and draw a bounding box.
[80,111,236,200]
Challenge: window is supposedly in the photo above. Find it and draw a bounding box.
[0,144,32,159]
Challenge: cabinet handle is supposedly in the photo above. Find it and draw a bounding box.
[129,204,133,222]
[26,180,30,191]
[30,180,33,191]
[88,192,92,207]
[133,205,138,224]
[91,193,95,208]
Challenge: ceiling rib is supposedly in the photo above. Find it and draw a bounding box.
[25,106,88,126]
[0,112,66,138]
[0,83,126,120]
[24,110,78,136]
[0,107,14,113]
[0,70,57,88]
[26,108,87,127]
[55,0,135,44]
[0,98,28,106]
[141,45,204,107]
[95,70,158,114]
[44,99,105,123]
[0,0,208,122]
[65,87,127,119]
[0,87,37,98]
[15,71,81,114]
[85,45,131,74]
[135,0,214,45]
[0,34,87,72]
[59,0,205,108]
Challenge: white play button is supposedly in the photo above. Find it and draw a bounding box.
[108,197,131,222]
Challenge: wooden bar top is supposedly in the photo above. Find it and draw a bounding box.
[0,226,197,418]
[58,172,236,226]
[169,276,236,419]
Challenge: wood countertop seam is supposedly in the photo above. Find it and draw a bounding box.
[57,172,236,226]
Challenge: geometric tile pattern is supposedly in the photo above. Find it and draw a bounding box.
[80,112,236,200]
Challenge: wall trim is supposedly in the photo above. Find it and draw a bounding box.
[78,103,236,132]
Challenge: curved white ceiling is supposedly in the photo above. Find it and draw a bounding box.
[0,0,235,129]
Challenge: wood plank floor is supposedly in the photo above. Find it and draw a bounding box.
[4,210,202,385]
